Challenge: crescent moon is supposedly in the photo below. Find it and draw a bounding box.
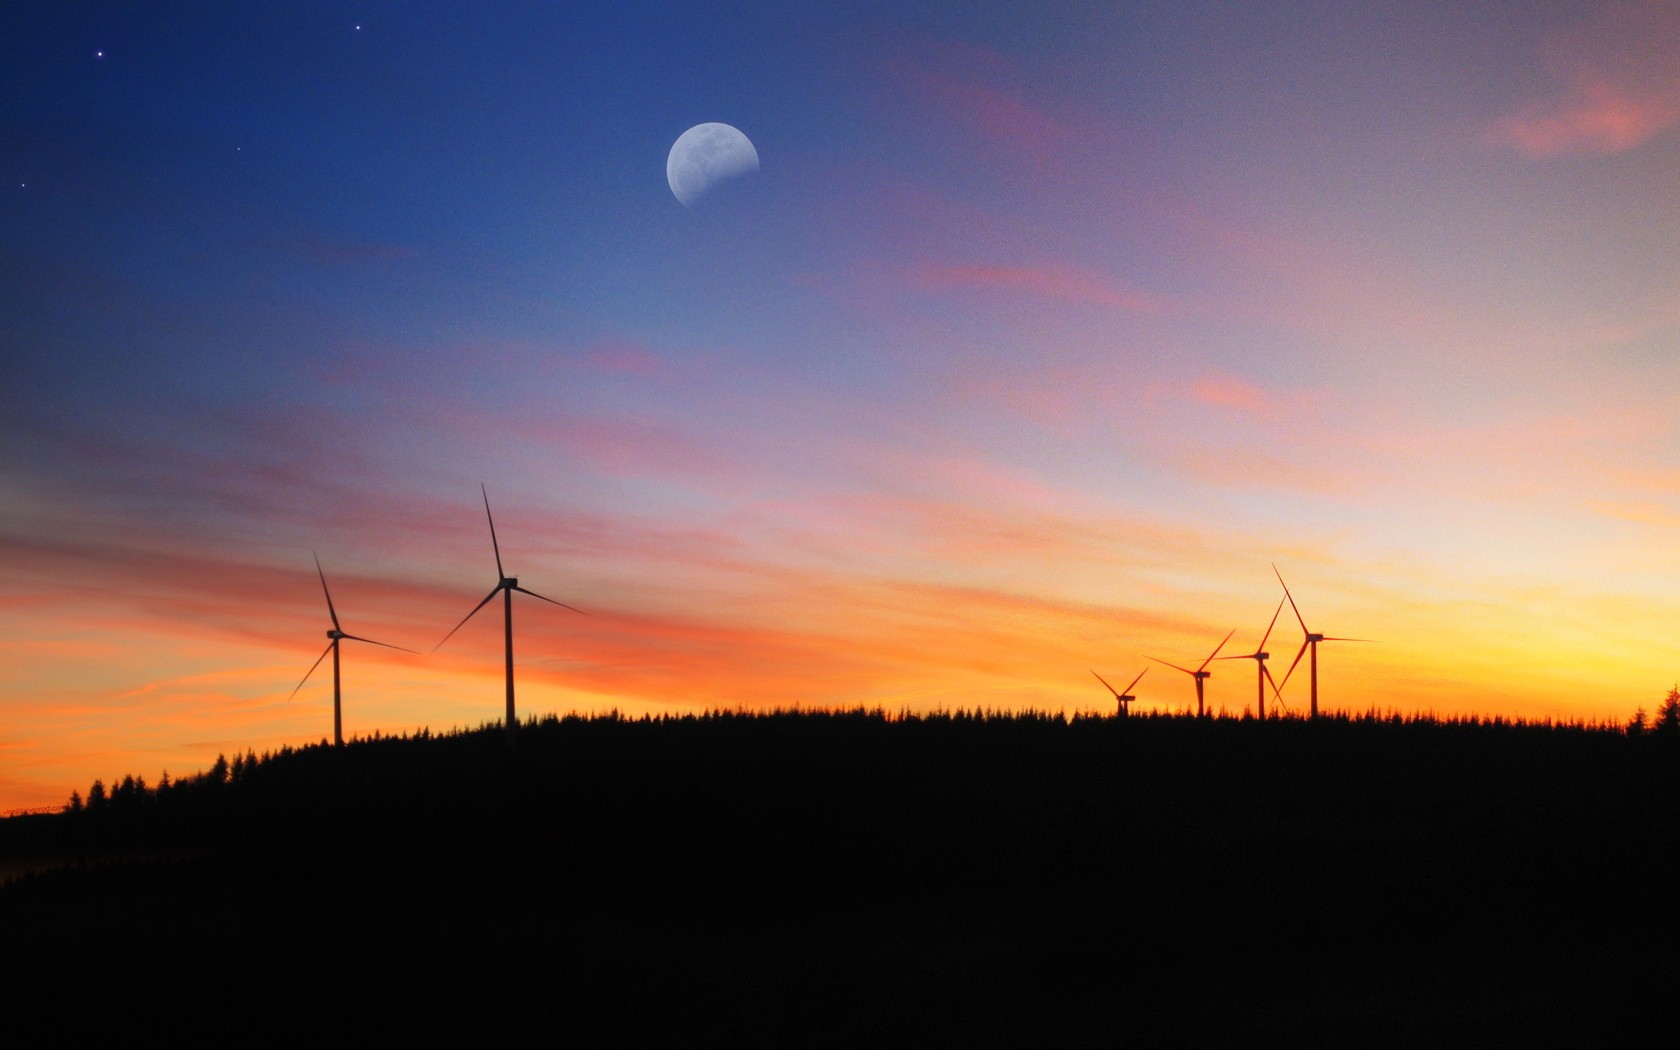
[666,123,759,206]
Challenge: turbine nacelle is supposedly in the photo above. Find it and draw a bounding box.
[327,628,346,640]
[1307,633,1325,643]
[501,576,518,589]
[1092,668,1147,713]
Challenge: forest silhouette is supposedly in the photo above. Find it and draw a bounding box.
[5,706,1680,1040]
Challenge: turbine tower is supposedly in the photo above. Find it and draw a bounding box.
[1214,598,1287,718]
[290,554,416,747]
[1091,668,1147,716]
[436,485,583,742]
[1148,628,1236,717]
[1273,564,1369,718]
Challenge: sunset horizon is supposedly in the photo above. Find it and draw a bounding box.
[6,2,1680,811]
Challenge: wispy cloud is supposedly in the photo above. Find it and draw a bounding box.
[516,416,743,484]
[909,261,1165,312]
[1487,1,1680,156]
[880,37,1075,165]
[584,337,665,377]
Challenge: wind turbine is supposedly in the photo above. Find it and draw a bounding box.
[436,485,584,742]
[1091,668,1147,716]
[1273,564,1369,718]
[289,554,416,747]
[1214,598,1287,718]
[1148,628,1236,717]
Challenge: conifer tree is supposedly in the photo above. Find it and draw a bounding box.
[1657,686,1680,737]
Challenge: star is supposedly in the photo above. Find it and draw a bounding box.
[95,50,106,60]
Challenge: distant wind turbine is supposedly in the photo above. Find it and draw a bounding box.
[1148,628,1236,717]
[1214,598,1287,718]
[1091,668,1147,716]
[1273,564,1370,718]
[290,554,416,747]
[436,485,584,743]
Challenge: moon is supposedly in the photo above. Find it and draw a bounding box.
[666,123,759,206]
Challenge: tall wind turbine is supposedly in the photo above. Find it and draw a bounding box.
[1091,668,1147,716]
[1214,598,1287,718]
[1148,628,1236,717]
[290,554,416,747]
[436,485,583,742]
[1273,564,1369,718]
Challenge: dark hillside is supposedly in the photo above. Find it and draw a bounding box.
[5,711,1678,1041]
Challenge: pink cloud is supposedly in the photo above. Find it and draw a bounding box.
[877,37,1075,166]
[1488,2,1680,156]
[910,261,1164,312]
[1146,372,1325,424]
[519,416,741,483]
[1187,375,1268,413]
[1490,78,1678,155]
[584,338,664,377]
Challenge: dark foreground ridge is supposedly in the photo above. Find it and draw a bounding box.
[5,709,1680,1041]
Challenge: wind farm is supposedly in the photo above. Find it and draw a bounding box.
[7,0,1680,1039]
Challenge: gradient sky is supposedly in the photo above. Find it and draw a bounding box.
[4,1,1679,809]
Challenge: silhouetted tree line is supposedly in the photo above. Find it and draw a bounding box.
[1628,684,1680,737]
[6,705,1675,882]
[9,706,1680,1042]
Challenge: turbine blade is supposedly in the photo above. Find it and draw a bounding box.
[314,552,341,632]
[1322,636,1373,643]
[1121,667,1148,696]
[513,585,585,615]
[1213,652,1260,662]
[1273,563,1309,635]
[434,585,503,652]
[341,634,420,655]
[1091,670,1120,697]
[1258,597,1284,652]
[1264,664,1291,713]
[1199,628,1237,671]
[288,642,335,700]
[482,483,505,580]
[1277,640,1310,692]
[1147,656,1196,676]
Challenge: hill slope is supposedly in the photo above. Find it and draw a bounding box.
[4,711,1677,1040]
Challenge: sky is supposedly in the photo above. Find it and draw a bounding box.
[4,1,1679,810]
